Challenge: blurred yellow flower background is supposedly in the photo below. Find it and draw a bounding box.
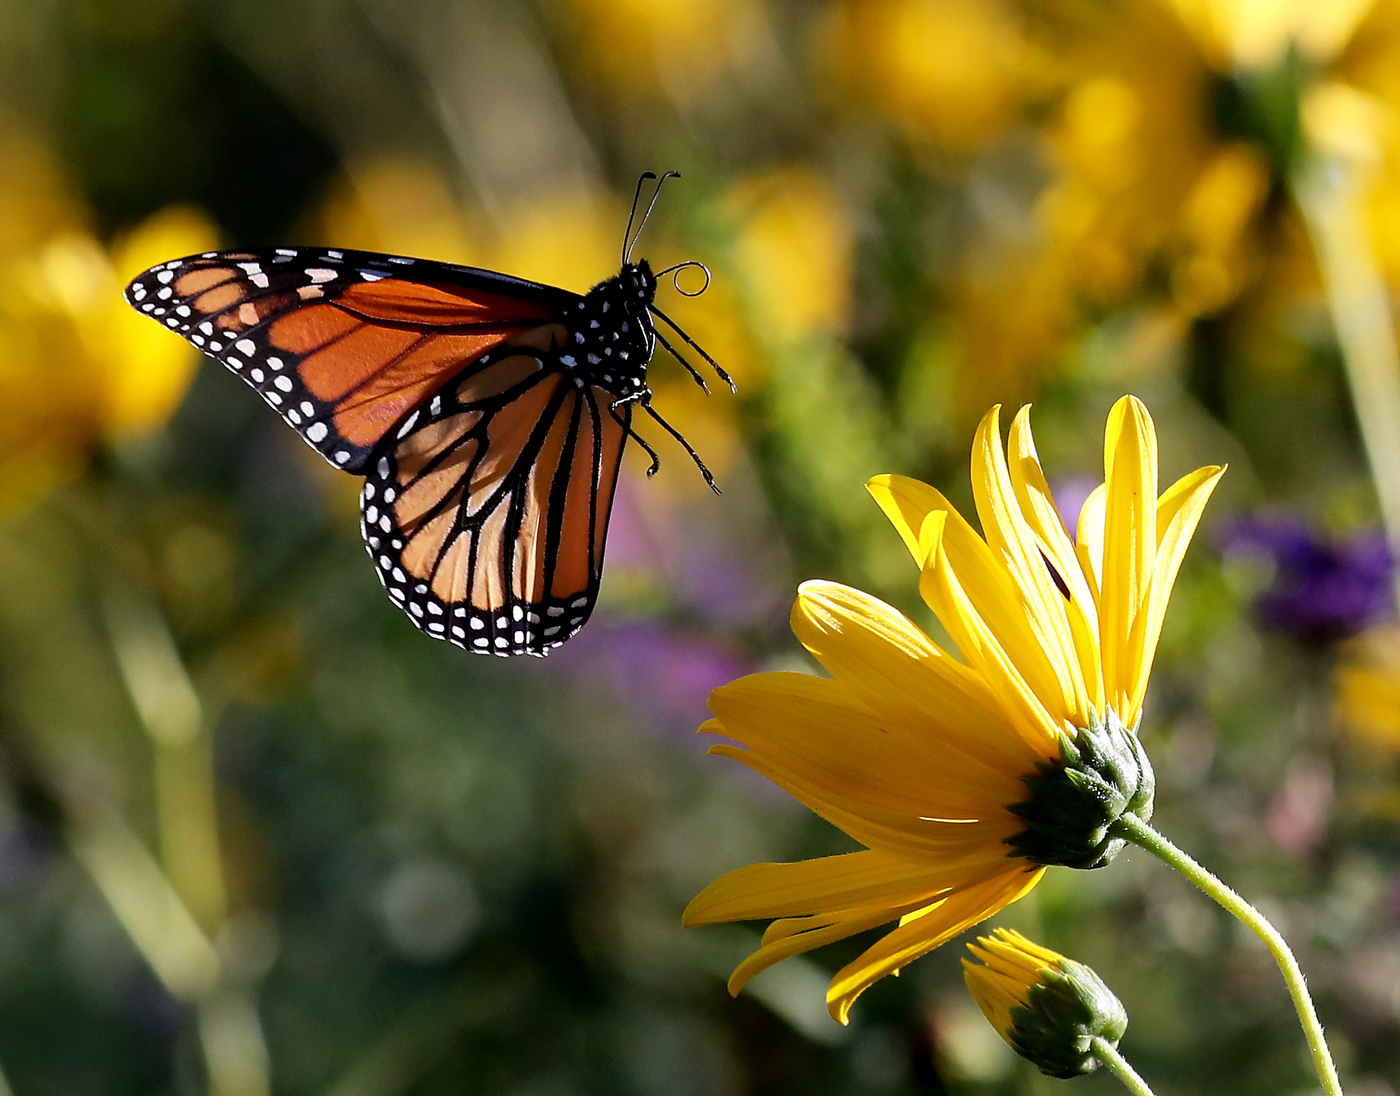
[6,0,1400,1090]
[818,0,1039,152]
[0,132,214,514]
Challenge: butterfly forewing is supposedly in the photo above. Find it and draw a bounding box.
[124,248,579,472]
[361,348,631,655]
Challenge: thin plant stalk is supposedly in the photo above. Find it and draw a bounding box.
[104,590,272,1096]
[1294,156,1400,610]
[1090,1036,1157,1096]
[1110,812,1343,1096]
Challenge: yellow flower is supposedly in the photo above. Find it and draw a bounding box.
[728,168,857,342]
[0,129,216,514]
[100,206,220,439]
[1164,0,1379,72]
[684,396,1223,1023]
[963,928,1127,1078]
[556,0,767,103]
[1335,624,1400,750]
[817,0,1035,152]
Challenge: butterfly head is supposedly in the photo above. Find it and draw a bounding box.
[620,258,658,303]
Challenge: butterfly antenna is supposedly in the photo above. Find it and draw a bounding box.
[649,305,737,393]
[654,329,710,393]
[624,170,681,263]
[654,260,712,296]
[622,173,657,265]
[643,403,719,494]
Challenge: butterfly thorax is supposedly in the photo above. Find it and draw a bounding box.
[558,259,657,399]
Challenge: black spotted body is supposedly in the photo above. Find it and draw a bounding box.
[556,260,658,404]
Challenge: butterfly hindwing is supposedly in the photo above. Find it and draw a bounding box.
[124,248,581,473]
[360,348,631,655]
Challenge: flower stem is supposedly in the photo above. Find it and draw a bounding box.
[1294,157,1400,611]
[1090,1036,1156,1096]
[1111,812,1343,1096]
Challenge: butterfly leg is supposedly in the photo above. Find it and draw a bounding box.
[609,390,719,493]
[653,330,711,393]
[641,402,719,495]
[608,402,662,476]
[649,305,737,393]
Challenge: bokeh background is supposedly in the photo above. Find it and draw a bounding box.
[3,0,1400,1093]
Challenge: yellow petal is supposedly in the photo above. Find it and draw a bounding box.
[871,474,1059,698]
[825,867,1045,1023]
[971,406,1087,722]
[706,743,1021,862]
[1100,396,1158,718]
[867,474,942,565]
[972,928,1062,977]
[1075,483,1107,602]
[1006,406,1105,712]
[964,960,1026,1037]
[920,540,1061,757]
[1122,464,1225,724]
[918,510,947,570]
[963,927,1067,1042]
[725,898,929,997]
[682,849,955,926]
[707,671,1029,816]
[896,479,1070,721]
[791,580,1042,776]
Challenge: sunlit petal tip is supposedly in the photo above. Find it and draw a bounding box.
[866,473,951,566]
[793,578,865,621]
[828,992,855,1026]
[1109,392,1152,425]
[796,577,840,599]
[680,894,710,928]
[793,579,907,641]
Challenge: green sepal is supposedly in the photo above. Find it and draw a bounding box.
[1005,959,1129,1079]
[1004,708,1155,869]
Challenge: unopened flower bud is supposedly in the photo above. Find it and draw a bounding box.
[962,928,1128,1079]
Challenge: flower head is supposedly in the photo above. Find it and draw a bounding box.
[684,396,1222,1022]
[963,928,1127,1078]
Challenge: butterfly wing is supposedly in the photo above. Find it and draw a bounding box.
[361,346,630,655]
[124,247,581,472]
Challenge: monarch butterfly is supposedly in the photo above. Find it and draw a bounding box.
[124,172,730,656]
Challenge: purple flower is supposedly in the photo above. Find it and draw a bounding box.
[1221,516,1395,641]
[1053,475,1100,537]
[546,618,755,736]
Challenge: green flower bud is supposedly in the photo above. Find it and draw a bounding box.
[963,928,1129,1079]
[1004,707,1155,869]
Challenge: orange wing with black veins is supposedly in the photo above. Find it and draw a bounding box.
[124,247,579,472]
[360,346,630,656]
